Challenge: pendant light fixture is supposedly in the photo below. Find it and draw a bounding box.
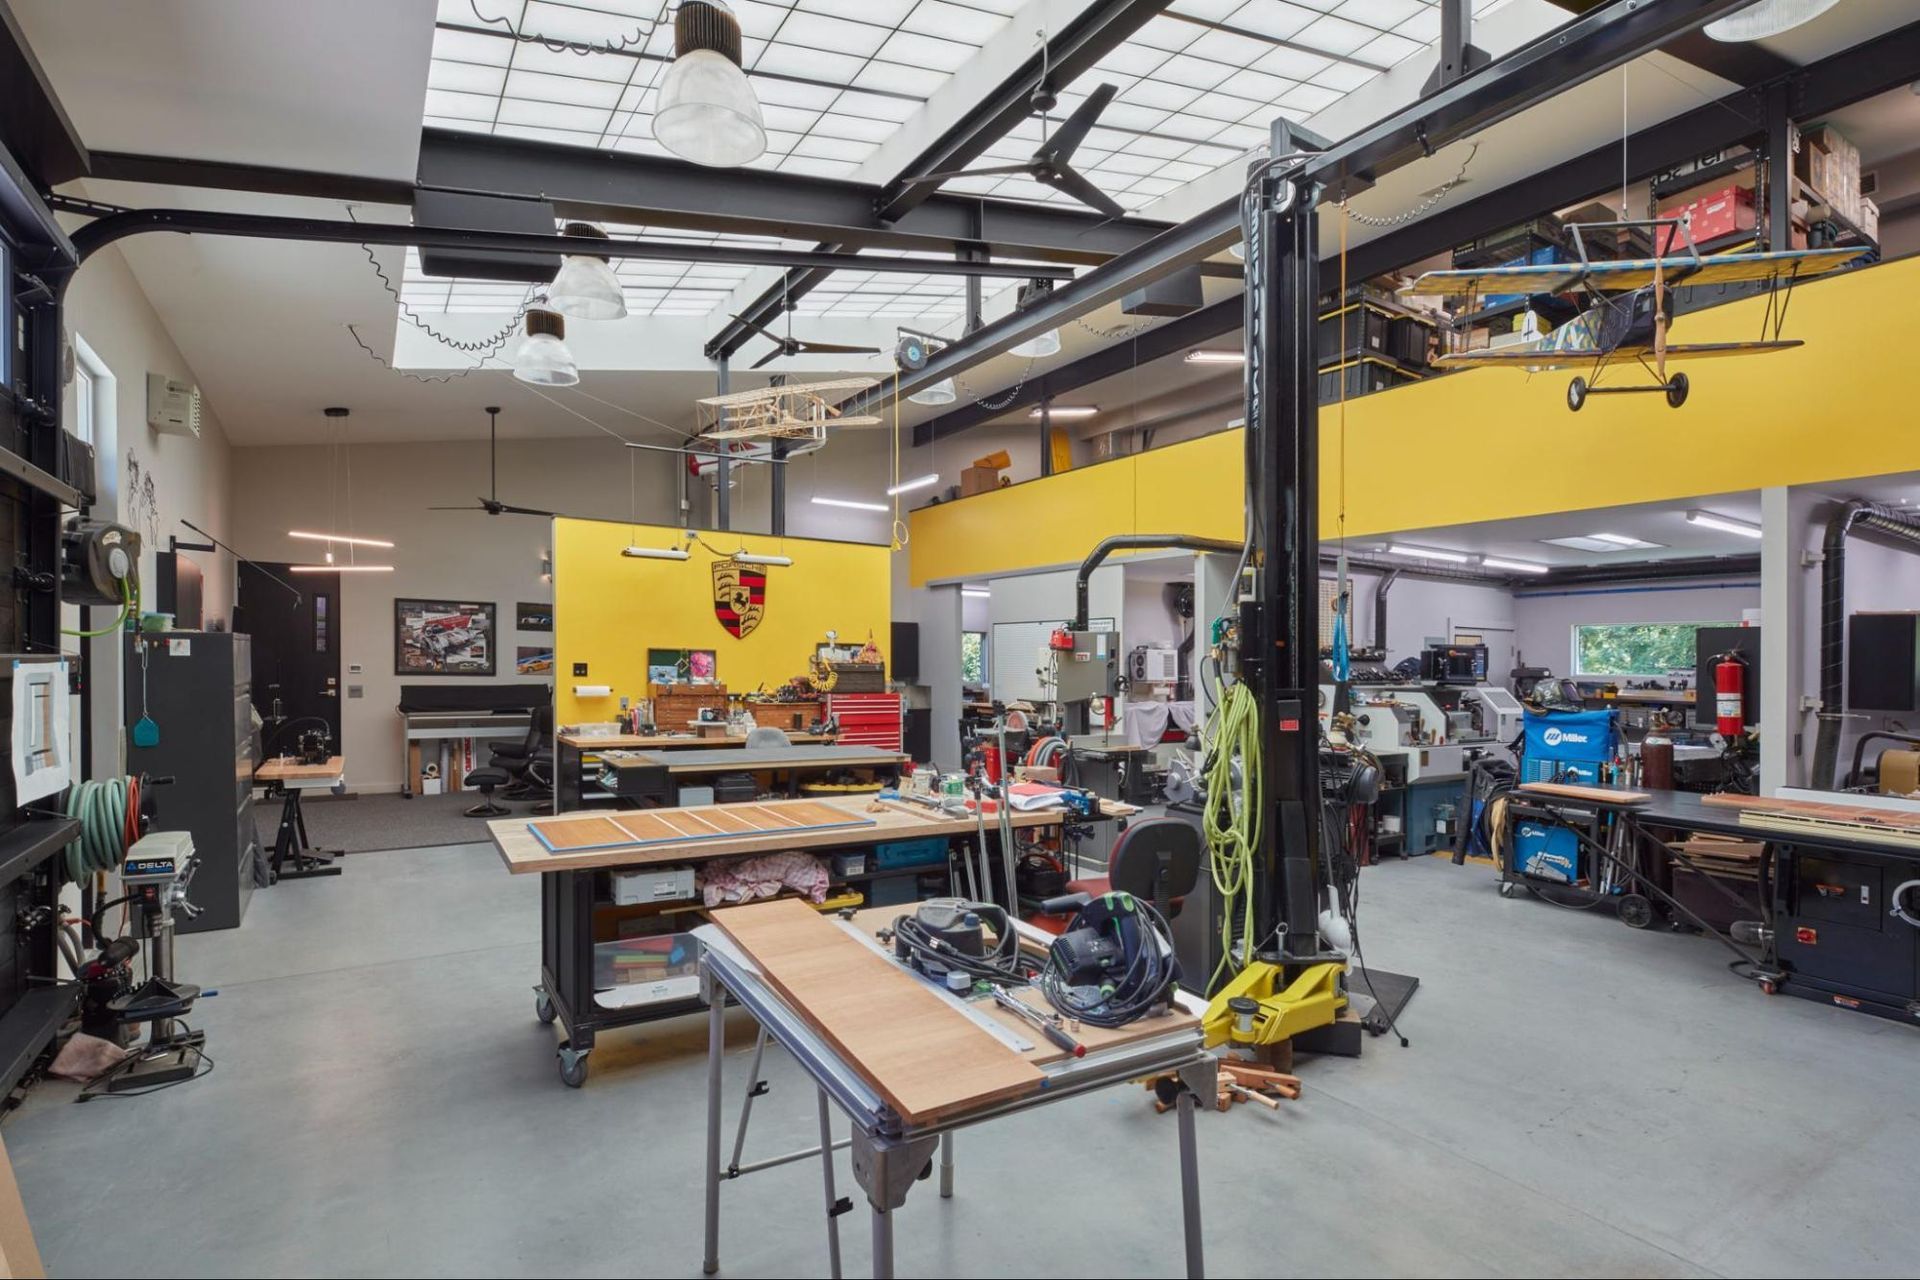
[289,407,395,572]
[908,378,956,406]
[547,223,627,321]
[654,0,767,168]
[1007,279,1061,359]
[1704,0,1838,41]
[513,299,579,387]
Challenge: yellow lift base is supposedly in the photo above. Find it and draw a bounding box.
[1201,960,1348,1049]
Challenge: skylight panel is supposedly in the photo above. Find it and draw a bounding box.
[1252,44,1333,80]
[753,43,866,83]
[1356,31,1427,66]
[1337,0,1424,25]
[1159,52,1237,90]
[1294,13,1376,57]
[518,1,646,45]
[429,59,506,94]
[876,30,977,74]
[1230,1,1321,43]
[504,67,626,108]
[425,89,498,121]
[781,11,891,58]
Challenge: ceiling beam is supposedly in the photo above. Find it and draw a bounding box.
[1543,0,1797,85]
[86,134,1177,267]
[58,207,1074,283]
[0,0,87,189]
[891,9,1920,424]
[704,0,1176,362]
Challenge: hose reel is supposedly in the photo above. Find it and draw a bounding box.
[62,519,141,607]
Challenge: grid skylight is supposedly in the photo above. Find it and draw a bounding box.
[938,0,1513,213]
[427,0,1021,179]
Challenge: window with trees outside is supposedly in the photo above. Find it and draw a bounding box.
[961,631,987,684]
[1573,622,1720,677]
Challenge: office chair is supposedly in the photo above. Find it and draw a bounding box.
[494,705,548,790]
[463,766,512,818]
[1027,817,1202,933]
[744,726,793,750]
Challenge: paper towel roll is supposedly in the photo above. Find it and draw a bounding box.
[572,684,612,698]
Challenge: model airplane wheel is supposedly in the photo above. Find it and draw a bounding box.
[1665,371,1689,408]
[1566,377,1587,412]
[1618,893,1654,930]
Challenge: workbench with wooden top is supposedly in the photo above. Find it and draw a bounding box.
[1502,783,1920,1025]
[587,745,905,807]
[554,730,832,809]
[489,793,1136,1087]
[694,897,1210,1279]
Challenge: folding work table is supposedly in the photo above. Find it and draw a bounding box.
[489,794,1134,1087]
[694,899,1212,1279]
[255,754,346,882]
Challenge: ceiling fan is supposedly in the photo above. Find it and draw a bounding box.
[903,81,1126,219]
[730,280,883,369]
[430,406,562,517]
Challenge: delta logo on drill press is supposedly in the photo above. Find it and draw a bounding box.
[711,558,766,639]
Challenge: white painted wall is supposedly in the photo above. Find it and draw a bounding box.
[61,244,237,779]
[229,438,681,791]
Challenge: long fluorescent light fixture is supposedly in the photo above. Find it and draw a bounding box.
[288,530,394,549]
[290,564,393,573]
[1481,556,1549,575]
[961,588,991,599]
[733,552,792,567]
[885,473,940,496]
[1385,544,1470,564]
[1028,405,1098,419]
[812,496,889,512]
[623,546,691,560]
[1184,349,1245,365]
[1686,510,1763,539]
[1591,532,1645,546]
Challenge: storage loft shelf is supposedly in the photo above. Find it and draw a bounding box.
[0,816,80,886]
[1650,153,1755,202]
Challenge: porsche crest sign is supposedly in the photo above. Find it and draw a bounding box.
[711,558,766,639]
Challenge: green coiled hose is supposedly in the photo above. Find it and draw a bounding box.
[1202,678,1261,988]
[64,776,132,885]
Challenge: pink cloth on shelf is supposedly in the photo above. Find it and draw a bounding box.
[696,851,832,908]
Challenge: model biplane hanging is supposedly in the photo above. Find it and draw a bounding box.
[1402,219,1872,411]
[695,377,882,445]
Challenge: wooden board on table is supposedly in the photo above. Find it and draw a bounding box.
[713,898,1042,1125]
[1518,782,1649,805]
[527,800,874,853]
[255,754,345,783]
[1737,807,1920,851]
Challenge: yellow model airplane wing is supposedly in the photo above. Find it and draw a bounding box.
[1434,339,1803,371]
[1404,247,1870,298]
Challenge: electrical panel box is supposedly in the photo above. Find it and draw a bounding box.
[1848,613,1920,712]
[146,373,201,437]
[1052,630,1118,702]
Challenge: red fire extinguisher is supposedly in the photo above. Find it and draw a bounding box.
[1714,651,1746,738]
[980,743,1002,786]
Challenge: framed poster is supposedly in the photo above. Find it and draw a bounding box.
[646,647,717,685]
[395,599,496,676]
[515,646,553,675]
[516,602,553,632]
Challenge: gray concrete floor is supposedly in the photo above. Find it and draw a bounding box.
[6,844,1917,1279]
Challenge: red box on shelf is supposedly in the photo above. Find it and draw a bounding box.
[1656,184,1755,253]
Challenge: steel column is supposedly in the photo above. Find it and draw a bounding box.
[715,359,731,532]
[770,439,789,537]
[1763,81,1794,252]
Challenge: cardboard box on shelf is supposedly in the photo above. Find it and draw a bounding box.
[961,465,1003,496]
[1657,184,1754,252]
[1859,196,1878,242]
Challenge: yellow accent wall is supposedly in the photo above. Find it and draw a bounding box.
[553,518,890,726]
[911,254,1920,586]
